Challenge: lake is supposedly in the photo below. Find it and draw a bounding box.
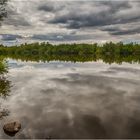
[0,59,140,139]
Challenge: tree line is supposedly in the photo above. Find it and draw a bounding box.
[0,42,140,63]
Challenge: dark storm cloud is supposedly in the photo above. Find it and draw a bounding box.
[38,1,65,13]
[50,13,140,30]
[0,34,22,41]
[111,28,140,36]
[48,1,135,29]
[32,33,94,41]
[102,27,140,36]
[1,0,140,42]
[97,1,132,13]
[38,5,54,12]
[32,34,62,41]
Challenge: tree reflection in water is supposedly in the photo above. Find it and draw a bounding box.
[0,59,11,120]
[0,59,11,98]
[0,76,11,98]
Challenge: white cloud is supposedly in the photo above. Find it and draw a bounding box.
[0,0,140,44]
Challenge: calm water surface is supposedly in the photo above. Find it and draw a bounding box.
[0,60,140,138]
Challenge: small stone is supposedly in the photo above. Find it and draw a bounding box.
[3,121,21,136]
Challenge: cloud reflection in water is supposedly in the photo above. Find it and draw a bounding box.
[0,61,140,138]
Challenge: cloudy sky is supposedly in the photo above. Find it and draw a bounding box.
[0,0,140,45]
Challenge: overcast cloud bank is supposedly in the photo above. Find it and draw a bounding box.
[0,0,140,44]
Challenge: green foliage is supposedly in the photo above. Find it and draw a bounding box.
[0,42,140,64]
[0,60,8,74]
[0,58,10,98]
[0,76,11,98]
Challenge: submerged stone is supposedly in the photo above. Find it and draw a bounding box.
[3,121,21,136]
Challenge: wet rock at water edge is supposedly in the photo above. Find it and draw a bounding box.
[3,121,21,136]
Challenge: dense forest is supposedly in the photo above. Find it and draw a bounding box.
[0,42,140,63]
